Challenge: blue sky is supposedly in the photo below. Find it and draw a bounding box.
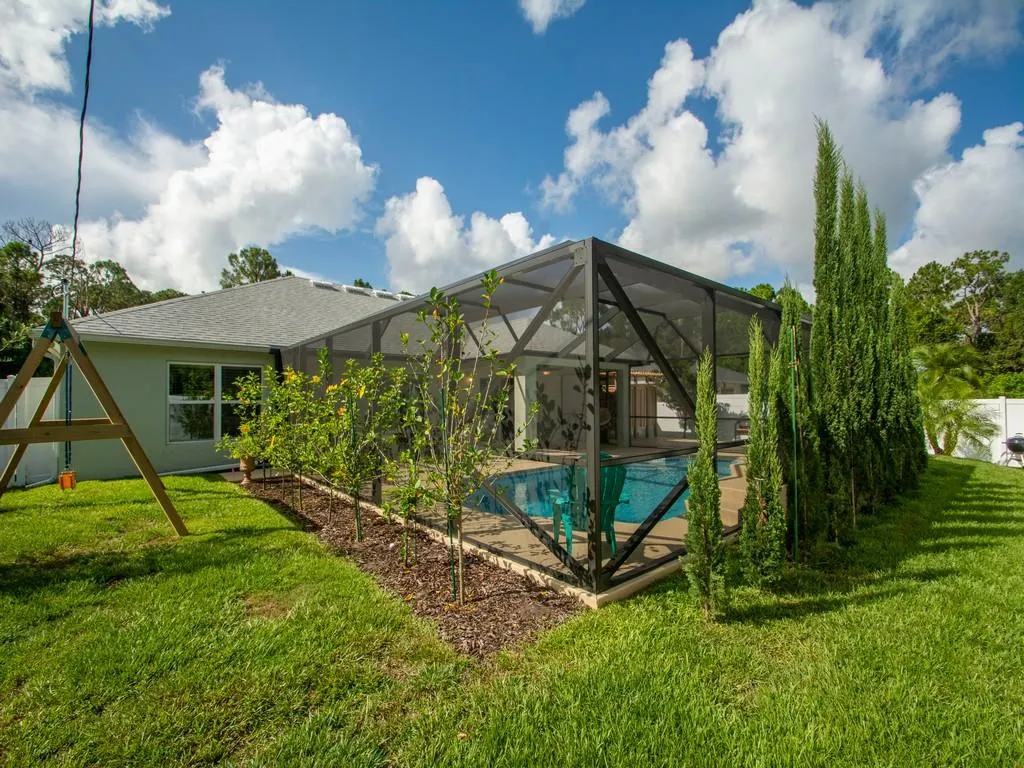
[2,0,1022,295]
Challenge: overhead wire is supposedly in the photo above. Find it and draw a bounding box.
[63,0,97,473]
[71,0,96,267]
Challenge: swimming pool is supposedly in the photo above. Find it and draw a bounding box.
[471,455,736,524]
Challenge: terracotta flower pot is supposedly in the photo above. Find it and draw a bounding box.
[239,456,255,485]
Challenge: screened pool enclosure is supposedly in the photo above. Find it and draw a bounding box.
[282,238,784,594]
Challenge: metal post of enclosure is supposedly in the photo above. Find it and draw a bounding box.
[371,319,383,507]
[583,240,604,592]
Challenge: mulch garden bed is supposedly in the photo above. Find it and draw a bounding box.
[243,476,581,657]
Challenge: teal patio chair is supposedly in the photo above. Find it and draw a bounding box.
[549,463,628,557]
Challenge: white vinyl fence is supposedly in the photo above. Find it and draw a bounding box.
[951,397,1024,465]
[0,376,59,487]
[651,393,752,442]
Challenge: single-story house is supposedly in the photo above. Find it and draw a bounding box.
[60,276,411,480]
[48,237,779,482]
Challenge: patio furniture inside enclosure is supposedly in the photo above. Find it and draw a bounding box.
[282,238,790,593]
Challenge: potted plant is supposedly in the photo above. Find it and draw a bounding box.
[217,367,267,485]
[217,423,262,484]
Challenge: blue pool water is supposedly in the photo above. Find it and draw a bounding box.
[471,456,736,523]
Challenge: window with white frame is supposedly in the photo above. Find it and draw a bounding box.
[167,363,262,443]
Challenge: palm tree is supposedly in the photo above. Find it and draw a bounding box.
[914,342,984,391]
[918,378,998,455]
[914,343,997,455]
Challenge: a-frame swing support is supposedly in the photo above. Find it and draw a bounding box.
[0,312,188,536]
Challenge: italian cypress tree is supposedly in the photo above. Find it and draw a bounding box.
[778,283,821,554]
[849,183,875,518]
[888,273,928,484]
[685,347,725,618]
[890,273,912,481]
[740,316,767,576]
[835,170,857,439]
[805,119,927,550]
[740,316,788,584]
[809,120,843,540]
[810,120,840,407]
[826,169,858,535]
[871,210,898,500]
[761,340,788,581]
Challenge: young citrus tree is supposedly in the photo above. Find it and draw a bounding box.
[297,351,342,520]
[400,270,535,604]
[323,354,406,541]
[262,366,320,510]
[387,402,430,568]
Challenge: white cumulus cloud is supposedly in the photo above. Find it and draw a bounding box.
[835,0,1024,86]
[376,176,556,292]
[540,39,712,215]
[0,95,205,224]
[1,2,377,293]
[538,0,983,282]
[519,0,586,34]
[707,0,961,278]
[0,0,202,256]
[79,65,377,293]
[891,122,1024,274]
[0,0,169,93]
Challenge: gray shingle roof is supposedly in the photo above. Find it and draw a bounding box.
[71,276,412,350]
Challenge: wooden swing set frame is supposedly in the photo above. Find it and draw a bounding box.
[0,311,188,535]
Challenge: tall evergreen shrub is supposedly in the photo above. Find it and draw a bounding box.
[740,317,787,583]
[777,283,821,553]
[685,348,725,617]
[810,120,840,405]
[806,118,928,547]
[888,273,928,483]
[809,121,845,540]
[762,341,788,578]
[740,316,767,571]
[847,183,876,520]
[871,211,898,500]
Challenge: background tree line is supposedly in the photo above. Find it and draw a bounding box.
[905,250,1022,398]
[746,249,1021,400]
[0,218,180,374]
[0,221,293,376]
[1,221,379,377]
[743,250,1016,458]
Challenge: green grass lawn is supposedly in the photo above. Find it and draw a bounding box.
[2,458,1023,766]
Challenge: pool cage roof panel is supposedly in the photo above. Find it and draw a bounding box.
[283,238,790,365]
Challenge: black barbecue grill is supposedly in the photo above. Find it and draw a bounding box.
[1002,433,1024,467]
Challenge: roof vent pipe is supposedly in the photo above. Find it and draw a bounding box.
[341,284,372,296]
